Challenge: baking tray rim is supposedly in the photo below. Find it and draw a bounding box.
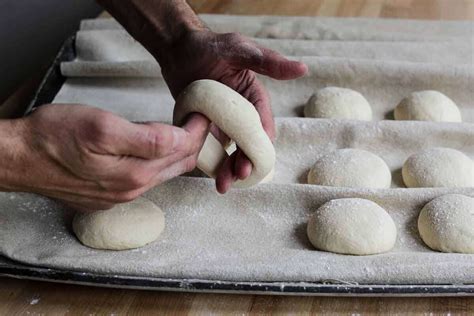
[1,256,474,297]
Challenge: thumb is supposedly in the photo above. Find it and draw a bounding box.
[177,113,211,154]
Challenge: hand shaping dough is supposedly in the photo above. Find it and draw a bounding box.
[394,90,462,122]
[402,147,473,188]
[418,194,474,254]
[174,80,275,188]
[307,148,391,188]
[304,87,372,121]
[73,197,165,250]
[307,198,397,255]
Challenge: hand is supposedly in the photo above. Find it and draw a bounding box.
[159,30,308,193]
[10,104,209,212]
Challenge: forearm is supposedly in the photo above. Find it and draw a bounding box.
[0,119,28,192]
[97,0,206,64]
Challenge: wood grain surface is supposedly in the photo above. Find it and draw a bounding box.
[1,0,474,314]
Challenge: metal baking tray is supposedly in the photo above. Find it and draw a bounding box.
[2,34,473,296]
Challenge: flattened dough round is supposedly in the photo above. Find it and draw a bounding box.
[402,147,473,188]
[394,90,461,122]
[73,197,165,250]
[307,148,391,188]
[307,198,397,255]
[418,194,474,253]
[174,80,275,188]
[304,87,372,121]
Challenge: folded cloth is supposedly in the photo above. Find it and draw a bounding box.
[70,29,473,64]
[57,57,474,123]
[80,15,474,41]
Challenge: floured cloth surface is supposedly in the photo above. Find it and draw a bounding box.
[55,57,474,123]
[59,17,474,123]
[2,15,473,285]
[62,29,472,70]
[80,15,474,41]
[1,177,473,284]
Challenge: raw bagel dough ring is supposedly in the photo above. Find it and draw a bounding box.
[174,80,275,188]
[73,197,165,250]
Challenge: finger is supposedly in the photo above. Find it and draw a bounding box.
[63,200,115,213]
[109,113,210,160]
[253,46,308,80]
[235,74,276,141]
[148,154,199,186]
[181,113,211,142]
[225,36,308,80]
[216,152,238,194]
[210,123,230,146]
[234,149,252,180]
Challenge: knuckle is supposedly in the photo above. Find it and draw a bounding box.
[125,172,150,190]
[225,32,243,43]
[143,125,173,157]
[84,112,114,144]
[151,131,170,155]
[184,156,198,173]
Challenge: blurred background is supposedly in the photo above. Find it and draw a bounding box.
[0,0,101,104]
[1,0,472,113]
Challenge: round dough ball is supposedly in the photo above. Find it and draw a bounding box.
[394,90,461,122]
[307,198,397,255]
[73,197,165,250]
[402,147,473,188]
[418,194,474,253]
[307,149,391,188]
[304,87,372,121]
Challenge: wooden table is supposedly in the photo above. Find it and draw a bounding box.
[1,0,473,314]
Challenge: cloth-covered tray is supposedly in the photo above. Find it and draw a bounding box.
[2,15,474,295]
[1,178,474,285]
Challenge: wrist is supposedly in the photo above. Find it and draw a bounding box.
[0,118,30,192]
[98,0,207,65]
[146,1,208,64]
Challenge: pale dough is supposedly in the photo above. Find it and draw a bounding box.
[73,197,165,250]
[174,80,275,188]
[418,194,474,254]
[307,148,391,188]
[402,147,473,188]
[394,90,462,122]
[307,198,397,255]
[304,87,372,121]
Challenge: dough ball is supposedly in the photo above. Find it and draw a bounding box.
[418,194,474,253]
[307,149,391,188]
[402,147,473,188]
[394,90,462,122]
[307,198,397,255]
[73,197,165,250]
[304,87,372,121]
